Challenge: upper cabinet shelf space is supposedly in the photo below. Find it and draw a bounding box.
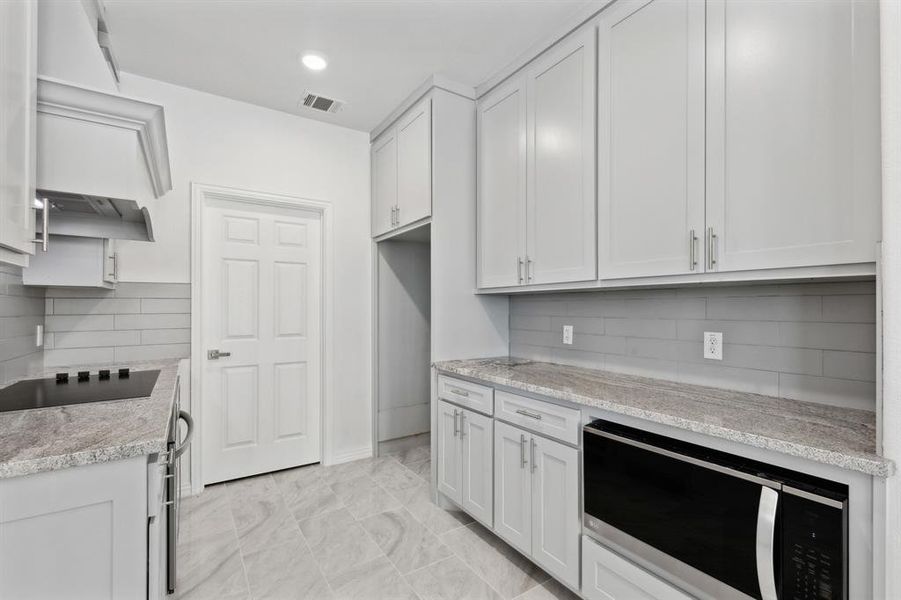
[476,0,881,292]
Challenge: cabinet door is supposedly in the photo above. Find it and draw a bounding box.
[493,421,531,555]
[371,131,397,237]
[396,97,431,227]
[530,435,580,589]
[597,0,705,279]
[526,29,597,285]
[706,0,880,272]
[461,408,493,527]
[0,0,37,260]
[436,400,463,505]
[582,536,693,600]
[477,75,527,289]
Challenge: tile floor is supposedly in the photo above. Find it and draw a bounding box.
[174,433,580,600]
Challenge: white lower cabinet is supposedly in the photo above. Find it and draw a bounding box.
[437,400,494,527]
[494,420,580,589]
[582,536,693,600]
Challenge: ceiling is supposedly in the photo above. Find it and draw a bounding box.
[103,0,599,132]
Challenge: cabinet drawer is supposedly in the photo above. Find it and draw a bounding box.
[495,390,580,445]
[582,536,692,600]
[437,375,494,415]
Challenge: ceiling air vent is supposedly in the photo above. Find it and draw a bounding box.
[299,92,344,114]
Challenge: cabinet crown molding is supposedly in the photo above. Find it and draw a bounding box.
[36,76,172,198]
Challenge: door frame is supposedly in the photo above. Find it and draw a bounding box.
[190,182,335,495]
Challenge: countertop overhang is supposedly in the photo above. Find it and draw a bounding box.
[0,360,180,479]
[434,357,893,477]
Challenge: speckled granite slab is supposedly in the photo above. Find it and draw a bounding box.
[435,357,893,477]
[0,360,181,479]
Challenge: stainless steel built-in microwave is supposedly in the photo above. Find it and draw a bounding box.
[583,419,848,600]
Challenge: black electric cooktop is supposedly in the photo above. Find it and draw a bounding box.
[0,369,160,413]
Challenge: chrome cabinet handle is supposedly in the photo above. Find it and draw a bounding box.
[32,197,49,252]
[708,227,718,269]
[453,409,459,437]
[450,387,469,398]
[460,411,466,438]
[394,205,400,227]
[519,434,527,468]
[689,229,697,271]
[517,257,524,284]
[515,408,542,421]
[756,486,779,600]
[530,438,536,473]
[526,256,533,282]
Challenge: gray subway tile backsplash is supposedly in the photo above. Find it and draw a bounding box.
[44,283,191,368]
[0,265,44,386]
[510,281,878,410]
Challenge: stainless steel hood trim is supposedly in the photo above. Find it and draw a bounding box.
[36,76,172,198]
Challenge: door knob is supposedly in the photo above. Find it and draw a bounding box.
[207,349,231,360]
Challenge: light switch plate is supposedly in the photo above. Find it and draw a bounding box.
[704,331,723,360]
[562,325,573,345]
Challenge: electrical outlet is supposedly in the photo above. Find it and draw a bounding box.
[704,331,723,360]
[35,324,43,348]
[562,325,573,345]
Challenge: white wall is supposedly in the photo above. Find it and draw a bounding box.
[114,74,373,461]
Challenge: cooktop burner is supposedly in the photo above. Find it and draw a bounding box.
[0,369,160,413]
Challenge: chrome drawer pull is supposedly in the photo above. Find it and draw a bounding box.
[450,387,470,398]
[515,408,543,421]
[520,434,527,468]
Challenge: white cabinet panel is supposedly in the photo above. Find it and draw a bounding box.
[477,76,527,288]
[371,132,397,237]
[461,409,493,527]
[706,0,880,272]
[598,0,705,279]
[437,400,463,505]
[527,28,597,285]
[493,420,532,555]
[531,435,580,589]
[0,0,37,262]
[437,374,494,416]
[582,536,693,600]
[23,235,115,288]
[396,97,432,227]
[495,390,581,445]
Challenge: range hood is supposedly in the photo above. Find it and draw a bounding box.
[35,77,171,241]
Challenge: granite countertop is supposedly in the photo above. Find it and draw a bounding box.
[0,360,181,479]
[435,357,893,477]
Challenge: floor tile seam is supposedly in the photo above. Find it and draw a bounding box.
[223,490,253,598]
[438,524,512,600]
[292,512,341,599]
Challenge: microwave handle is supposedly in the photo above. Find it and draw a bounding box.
[756,486,780,600]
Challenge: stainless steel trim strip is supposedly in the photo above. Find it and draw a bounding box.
[783,485,845,509]
[755,486,779,600]
[583,426,781,489]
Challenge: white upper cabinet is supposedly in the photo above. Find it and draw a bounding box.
[396,97,432,226]
[477,28,597,289]
[371,98,432,237]
[705,0,881,272]
[0,0,38,266]
[371,131,397,237]
[597,0,705,279]
[526,28,597,285]
[477,75,527,288]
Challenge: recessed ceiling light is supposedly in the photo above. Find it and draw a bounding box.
[301,53,327,71]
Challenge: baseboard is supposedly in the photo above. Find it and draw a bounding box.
[327,446,373,466]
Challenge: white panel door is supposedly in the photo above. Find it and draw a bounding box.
[530,435,580,589]
[0,0,37,263]
[493,421,532,555]
[202,198,322,484]
[371,131,398,237]
[706,0,880,272]
[477,75,527,289]
[437,400,463,505]
[598,0,705,279]
[461,408,493,527]
[396,97,431,227]
[526,28,597,285]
